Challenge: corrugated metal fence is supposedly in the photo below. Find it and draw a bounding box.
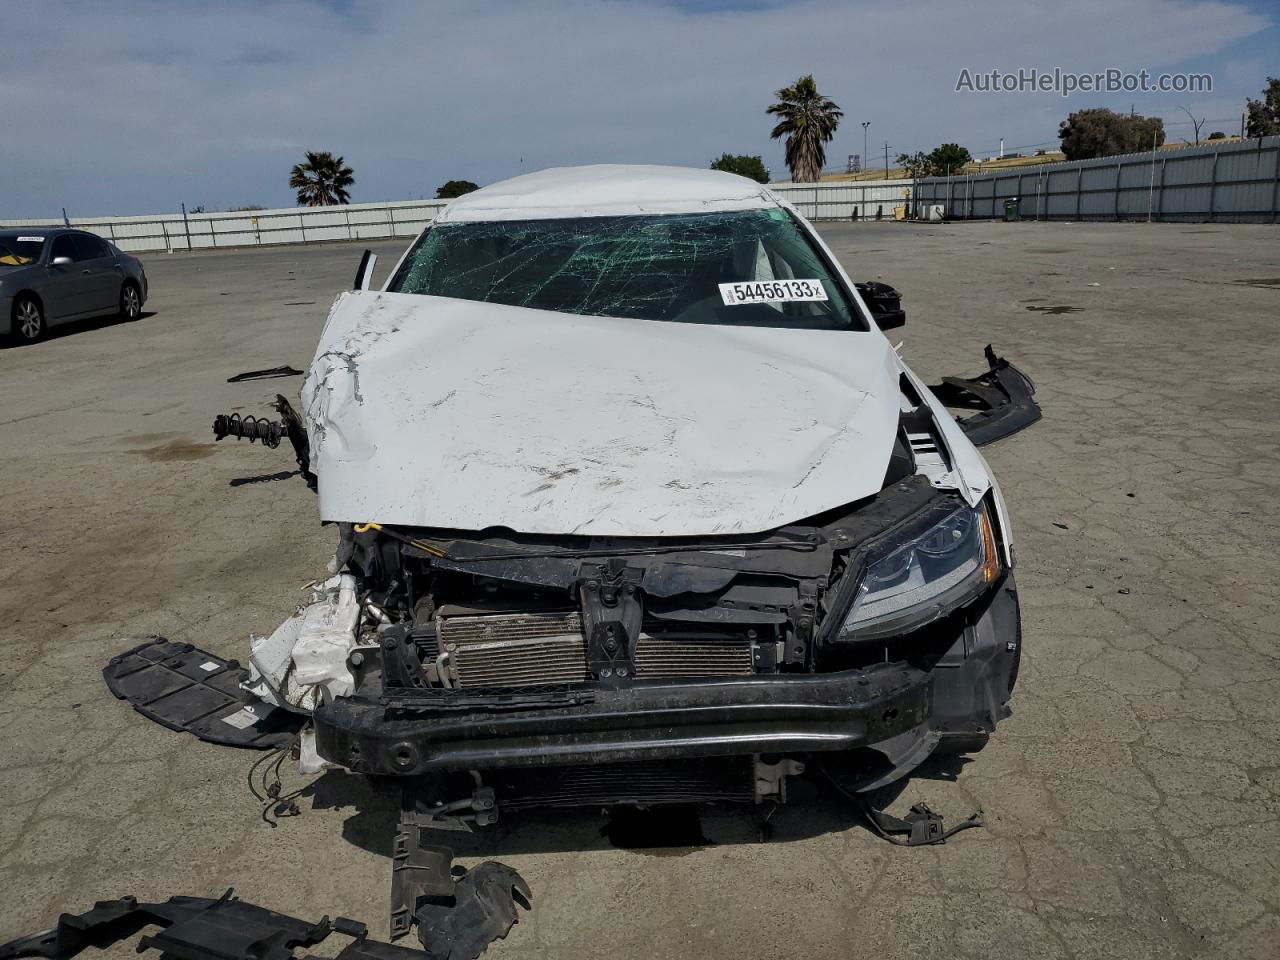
[1,199,448,254]
[768,179,914,221]
[913,135,1280,223]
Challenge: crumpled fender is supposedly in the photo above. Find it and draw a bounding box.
[897,358,1016,567]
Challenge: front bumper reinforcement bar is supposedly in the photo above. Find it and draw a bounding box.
[313,664,931,775]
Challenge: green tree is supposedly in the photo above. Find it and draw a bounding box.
[898,144,972,178]
[289,151,355,206]
[1058,109,1165,160]
[1207,131,1227,140]
[1245,77,1280,137]
[767,75,843,182]
[895,152,929,178]
[925,143,972,176]
[710,154,771,183]
[436,180,479,199]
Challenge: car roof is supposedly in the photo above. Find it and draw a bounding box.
[0,227,65,238]
[0,228,115,248]
[434,164,781,223]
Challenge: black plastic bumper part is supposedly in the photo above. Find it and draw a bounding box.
[314,665,931,775]
[0,890,420,960]
[929,345,1042,446]
[103,638,304,749]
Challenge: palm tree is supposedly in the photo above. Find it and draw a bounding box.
[289,151,355,206]
[767,75,843,182]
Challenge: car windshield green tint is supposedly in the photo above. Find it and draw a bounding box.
[387,209,863,330]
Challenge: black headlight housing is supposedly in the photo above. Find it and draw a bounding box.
[831,499,1001,643]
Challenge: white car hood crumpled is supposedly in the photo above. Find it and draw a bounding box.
[301,290,902,537]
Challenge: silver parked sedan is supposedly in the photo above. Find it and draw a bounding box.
[0,228,148,343]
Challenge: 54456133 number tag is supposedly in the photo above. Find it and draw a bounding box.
[719,279,829,306]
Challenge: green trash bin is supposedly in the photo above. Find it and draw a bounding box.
[1003,198,1021,222]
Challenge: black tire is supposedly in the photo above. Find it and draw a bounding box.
[11,295,45,343]
[119,281,142,321]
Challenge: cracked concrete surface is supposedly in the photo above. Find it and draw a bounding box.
[1,222,1277,957]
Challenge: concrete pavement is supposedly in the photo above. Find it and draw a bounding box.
[1,222,1277,958]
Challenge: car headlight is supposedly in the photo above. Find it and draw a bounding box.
[837,502,1000,642]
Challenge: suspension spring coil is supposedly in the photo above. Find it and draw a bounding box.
[212,412,284,448]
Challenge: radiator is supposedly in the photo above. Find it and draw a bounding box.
[438,611,754,688]
[633,631,754,678]
[440,611,589,688]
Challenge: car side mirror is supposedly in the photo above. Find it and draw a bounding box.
[51,256,72,266]
[854,281,905,331]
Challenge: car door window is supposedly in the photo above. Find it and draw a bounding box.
[50,235,79,262]
[73,234,110,261]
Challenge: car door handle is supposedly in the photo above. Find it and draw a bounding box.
[81,269,92,274]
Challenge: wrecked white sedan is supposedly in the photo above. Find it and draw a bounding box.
[196,165,1040,816]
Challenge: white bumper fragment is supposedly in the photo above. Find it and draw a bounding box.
[244,574,361,713]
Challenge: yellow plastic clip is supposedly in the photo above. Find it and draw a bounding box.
[353,522,381,534]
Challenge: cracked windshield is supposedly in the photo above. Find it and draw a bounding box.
[387,208,862,329]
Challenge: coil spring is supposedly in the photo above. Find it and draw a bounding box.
[212,412,284,448]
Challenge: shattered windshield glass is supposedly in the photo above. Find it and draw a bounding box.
[387,208,865,330]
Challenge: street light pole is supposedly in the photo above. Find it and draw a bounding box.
[861,122,870,176]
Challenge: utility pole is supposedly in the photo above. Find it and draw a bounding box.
[1147,129,1158,222]
[1178,105,1204,146]
[861,122,870,179]
[884,142,890,179]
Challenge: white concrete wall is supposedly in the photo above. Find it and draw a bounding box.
[770,179,914,220]
[1,199,448,253]
[2,180,919,255]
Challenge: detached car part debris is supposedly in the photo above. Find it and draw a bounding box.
[213,393,315,489]
[0,889,424,960]
[927,344,1041,446]
[414,863,530,960]
[103,637,304,749]
[859,801,983,846]
[391,806,531,957]
[226,365,305,383]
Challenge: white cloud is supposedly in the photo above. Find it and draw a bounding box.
[0,0,1268,216]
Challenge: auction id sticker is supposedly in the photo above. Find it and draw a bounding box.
[720,279,828,306]
[17,236,45,243]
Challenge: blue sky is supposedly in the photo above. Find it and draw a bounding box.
[1,0,1274,218]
